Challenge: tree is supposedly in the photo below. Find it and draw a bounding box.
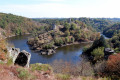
[83,35,108,57]
[65,31,70,37]
[106,53,120,78]
[74,33,81,41]
[70,23,77,30]
[65,37,70,43]
[92,35,108,49]
[54,38,64,46]
[15,27,22,35]
[63,22,70,31]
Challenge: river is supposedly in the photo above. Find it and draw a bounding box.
[7,35,92,64]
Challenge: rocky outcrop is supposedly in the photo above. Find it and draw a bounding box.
[27,31,58,55]
[40,49,56,55]
[8,47,31,68]
[104,48,114,59]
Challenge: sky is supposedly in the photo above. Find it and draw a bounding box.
[0,0,120,18]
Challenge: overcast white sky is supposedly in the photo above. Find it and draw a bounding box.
[0,0,120,18]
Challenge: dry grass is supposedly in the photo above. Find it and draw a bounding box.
[51,59,94,77]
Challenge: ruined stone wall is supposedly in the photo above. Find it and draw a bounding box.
[8,47,31,68]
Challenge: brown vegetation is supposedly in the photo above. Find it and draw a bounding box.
[51,59,94,77]
[0,63,55,80]
[0,39,7,61]
[106,53,120,79]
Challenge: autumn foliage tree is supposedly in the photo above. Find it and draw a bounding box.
[107,53,120,76]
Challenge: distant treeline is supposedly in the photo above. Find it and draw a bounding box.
[33,17,118,32]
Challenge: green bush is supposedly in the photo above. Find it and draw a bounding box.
[83,47,89,52]
[43,42,54,49]
[74,33,81,40]
[15,27,22,35]
[34,37,39,41]
[91,47,104,60]
[30,63,52,72]
[65,37,70,43]
[17,68,35,80]
[54,38,64,46]
[114,48,120,53]
[7,58,13,66]
[65,31,70,37]
[63,22,70,31]
[83,36,108,57]
[56,73,70,80]
[70,23,77,30]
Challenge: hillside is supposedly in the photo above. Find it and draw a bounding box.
[103,23,120,38]
[0,13,120,79]
[0,13,48,38]
[33,18,115,32]
[103,23,120,52]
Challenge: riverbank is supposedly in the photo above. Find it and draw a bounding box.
[5,33,31,39]
[55,41,93,50]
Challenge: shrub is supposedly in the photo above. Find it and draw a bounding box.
[106,53,120,77]
[91,47,104,60]
[7,58,13,66]
[83,36,107,57]
[51,59,94,77]
[34,37,39,41]
[15,27,22,35]
[70,23,77,30]
[94,60,107,77]
[114,48,120,53]
[54,38,64,46]
[63,23,70,31]
[74,33,81,41]
[43,42,54,49]
[17,68,35,80]
[65,37,70,43]
[83,47,89,52]
[56,73,70,80]
[65,31,70,37]
[30,63,52,72]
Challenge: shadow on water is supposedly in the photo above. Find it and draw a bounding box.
[7,35,92,64]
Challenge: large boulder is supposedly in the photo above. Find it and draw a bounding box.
[8,48,31,68]
[8,48,20,63]
[104,48,114,59]
[40,49,56,55]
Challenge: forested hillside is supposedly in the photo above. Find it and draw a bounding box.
[103,23,120,38]
[28,18,101,55]
[0,13,49,38]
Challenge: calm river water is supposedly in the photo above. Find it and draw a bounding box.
[7,35,92,64]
